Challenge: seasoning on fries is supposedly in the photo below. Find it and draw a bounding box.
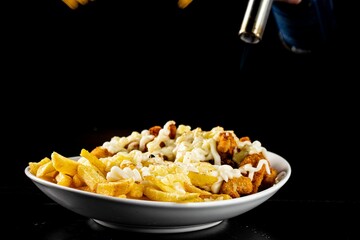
[28,120,279,203]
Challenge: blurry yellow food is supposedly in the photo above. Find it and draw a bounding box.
[178,0,193,9]
[29,157,51,175]
[77,0,89,5]
[62,0,79,9]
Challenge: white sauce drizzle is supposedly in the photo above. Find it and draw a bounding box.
[101,120,271,194]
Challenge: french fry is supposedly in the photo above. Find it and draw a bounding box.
[183,182,212,196]
[178,0,193,9]
[29,157,51,175]
[127,183,144,199]
[178,197,204,203]
[200,194,232,201]
[36,161,56,178]
[144,186,200,202]
[55,172,73,187]
[52,151,79,177]
[187,171,218,189]
[96,178,134,197]
[72,174,85,188]
[80,148,107,176]
[76,0,88,5]
[77,164,106,191]
[77,185,94,193]
[62,0,79,9]
[143,175,176,193]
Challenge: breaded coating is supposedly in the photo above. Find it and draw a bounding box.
[149,123,177,139]
[260,167,278,190]
[168,123,177,139]
[217,132,237,166]
[149,126,162,136]
[239,136,251,142]
[240,153,268,194]
[90,146,113,159]
[220,176,253,198]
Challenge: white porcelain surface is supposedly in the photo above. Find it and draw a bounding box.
[25,151,291,233]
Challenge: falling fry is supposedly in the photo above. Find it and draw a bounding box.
[178,0,193,9]
[62,0,79,9]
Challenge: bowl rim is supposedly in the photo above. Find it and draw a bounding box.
[25,151,291,208]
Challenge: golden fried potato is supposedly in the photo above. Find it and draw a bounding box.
[29,157,51,175]
[62,0,79,9]
[72,174,85,188]
[144,186,200,202]
[55,172,73,187]
[200,194,232,201]
[96,179,135,197]
[77,164,106,191]
[80,148,107,176]
[36,161,56,178]
[127,183,144,199]
[178,0,193,9]
[187,171,218,189]
[143,175,176,193]
[183,182,212,196]
[52,151,79,177]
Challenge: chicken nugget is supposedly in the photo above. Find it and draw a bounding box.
[220,176,253,198]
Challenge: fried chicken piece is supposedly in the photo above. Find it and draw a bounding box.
[149,123,177,139]
[260,167,278,190]
[239,136,251,142]
[240,152,268,194]
[149,126,162,137]
[217,132,237,165]
[219,176,253,198]
[168,124,177,139]
[90,146,113,159]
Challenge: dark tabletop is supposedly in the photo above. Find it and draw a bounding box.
[3,185,357,239]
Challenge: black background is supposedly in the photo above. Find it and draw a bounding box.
[2,0,356,205]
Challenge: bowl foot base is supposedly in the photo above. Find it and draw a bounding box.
[92,219,223,233]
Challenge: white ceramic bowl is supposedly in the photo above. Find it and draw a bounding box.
[25,151,291,233]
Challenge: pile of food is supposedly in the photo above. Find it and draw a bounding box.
[28,120,279,203]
